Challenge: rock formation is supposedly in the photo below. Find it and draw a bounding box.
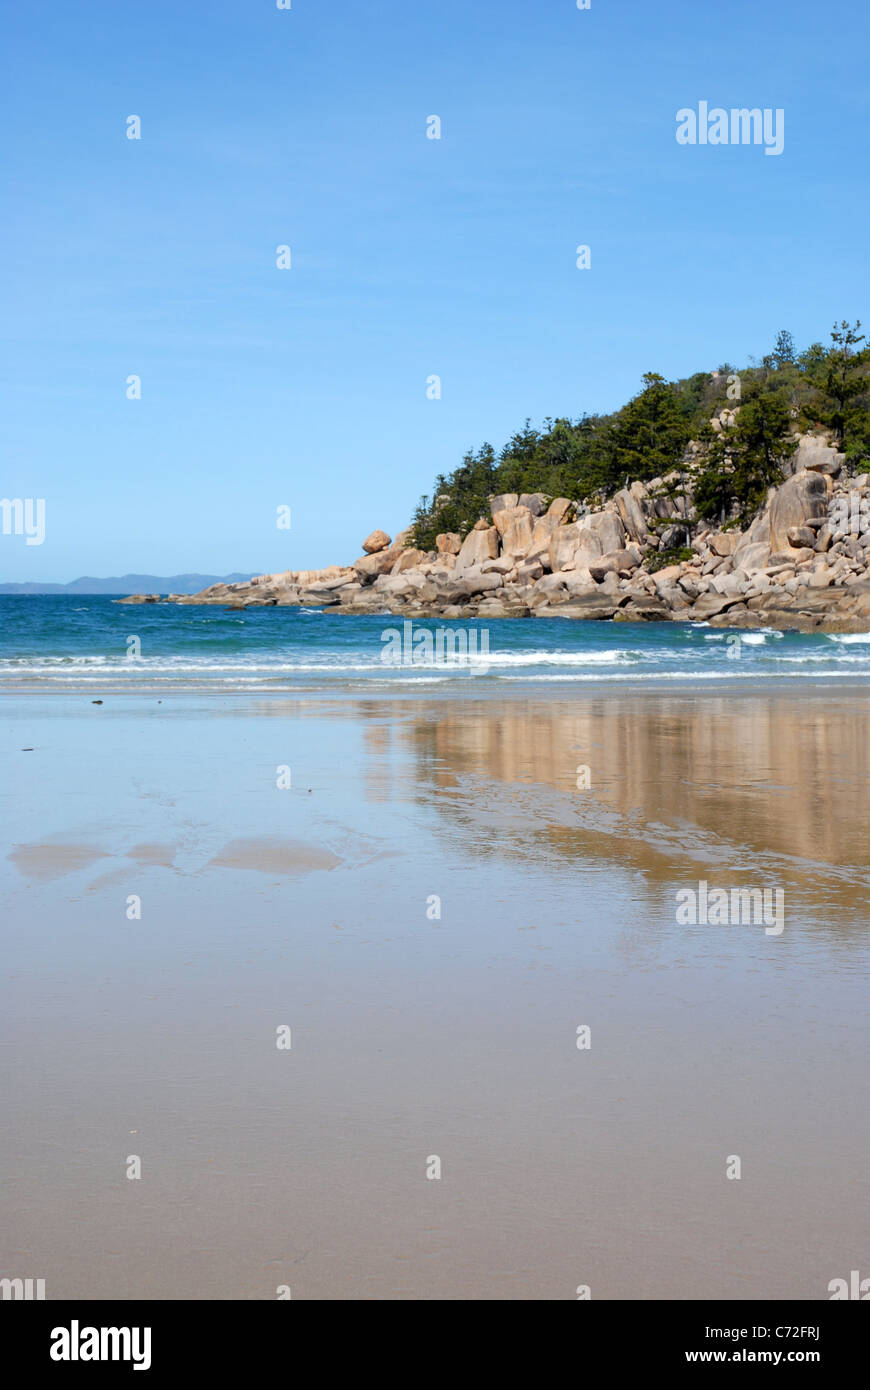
[118,433,870,633]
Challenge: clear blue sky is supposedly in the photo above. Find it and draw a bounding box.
[1,0,867,581]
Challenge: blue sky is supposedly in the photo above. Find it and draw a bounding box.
[1,0,867,581]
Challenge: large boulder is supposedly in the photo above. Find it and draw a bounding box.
[733,542,771,575]
[562,566,598,595]
[689,593,745,619]
[534,572,571,598]
[528,515,555,544]
[534,594,621,620]
[516,557,544,582]
[612,488,649,543]
[493,505,534,557]
[299,588,342,606]
[814,524,834,553]
[353,545,406,583]
[708,531,739,557]
[732,507,772,574]
[581,510,626,555]
[710,572,747,597]
[429,552,457,576]
[453,567,504,596]
[548,525,583,572]
[391,548,426,574]
[786,526,816,550]
[371,574,415,597]
[646,477,674,519]
[588,548,641,581]
[455,525,499,573]
[651,564,684,588]
[788,434,843,478]
[546,497,574,524]
[518,492,549,517]
[548,511,627,572]
[299,569,355,591]
[361,529,391,554]
[768,471,829,555]
[573,511,626,561]
[489,493,519,517]
[616,596,672,622]
[273,564,353,590]
[435,533,462,555]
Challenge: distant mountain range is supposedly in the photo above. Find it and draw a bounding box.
[0,573,254,596]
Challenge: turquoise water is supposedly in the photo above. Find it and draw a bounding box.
[1,594,869,689]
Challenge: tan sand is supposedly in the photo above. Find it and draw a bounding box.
[1,689,868,1299]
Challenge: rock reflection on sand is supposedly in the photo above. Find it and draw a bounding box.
[259,690,870,921]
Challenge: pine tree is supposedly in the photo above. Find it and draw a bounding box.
[820,320,867,452]
[610,373,691,482]
[773,329,796,367]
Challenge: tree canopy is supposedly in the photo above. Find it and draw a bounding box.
[409,322,869,549]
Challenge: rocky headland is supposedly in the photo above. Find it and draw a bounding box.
[119,433,870,633]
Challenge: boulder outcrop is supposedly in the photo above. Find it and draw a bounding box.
[117,447,870,632]
[455,525,499,573]
[493,505,535,557]
[768,470,829,555]
[361,529,391,554]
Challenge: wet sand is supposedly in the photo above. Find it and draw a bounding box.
[1,688,869,1299]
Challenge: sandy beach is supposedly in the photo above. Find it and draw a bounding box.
[3,686,868,1299]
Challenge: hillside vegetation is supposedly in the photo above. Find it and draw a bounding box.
[409,322,869,549]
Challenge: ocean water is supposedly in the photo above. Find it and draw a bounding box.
[1,594,869,690]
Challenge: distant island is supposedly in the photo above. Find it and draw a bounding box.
[0,573,255,596]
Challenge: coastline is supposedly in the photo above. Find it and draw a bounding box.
[4,675,870,697]
[116,445,870,635]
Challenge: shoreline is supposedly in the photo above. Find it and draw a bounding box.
[5,676,870,697]
[116,592,870,635]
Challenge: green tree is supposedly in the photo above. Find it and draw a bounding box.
[731,388,796,514]
[409,443,496,548]
[773,329,796,366]
[692,424,737,523]
[818,320,867,456]
[694,387,796,523]
[407,321,868,548]
[610,373,692,484]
